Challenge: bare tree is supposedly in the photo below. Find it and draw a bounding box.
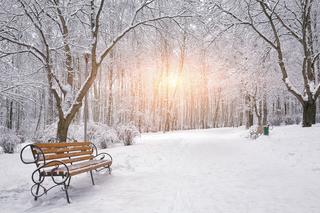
[0,0,190,140]
[217,0,320,127]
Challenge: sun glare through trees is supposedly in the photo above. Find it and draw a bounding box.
[1,1,320,212]
[0,0,319,138]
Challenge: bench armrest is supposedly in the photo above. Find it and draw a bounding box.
[94,152,113,162]
[90,142,112,162]
[20,144,46,165]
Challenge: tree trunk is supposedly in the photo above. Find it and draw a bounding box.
[262,95,268,125]
[7,101,13,129]
[107,62,113,126]
[239,111,243,126]
[245,95,253,129]
[93,82,100,122]
[254,99,262,127]
[16,102,20,131]
[35,100,43,132]
[246,111,253,129]
[302,101,316,127]
[57,119,69,142]
[164,112,170,132]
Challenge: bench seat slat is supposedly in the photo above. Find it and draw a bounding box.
[41,146,92,154]
[41,160,112,176]
[39,150,93,161]
[69,161,112,176]
[35,142,91,148]
[42,155,94,167]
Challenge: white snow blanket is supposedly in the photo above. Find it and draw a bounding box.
[0,125,320,213]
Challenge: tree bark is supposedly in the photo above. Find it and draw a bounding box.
[239,111,243,126]
[262,96,268,125]
[107,58,114,126]
[245,95,253,129]
[246,111,253,129]
[57,119,69,142]
[7,101,13,129]
[302,101,316,127]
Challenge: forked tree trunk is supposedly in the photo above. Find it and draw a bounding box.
[302,101,316,127]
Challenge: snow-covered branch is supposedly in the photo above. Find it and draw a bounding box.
[98,11,191,65]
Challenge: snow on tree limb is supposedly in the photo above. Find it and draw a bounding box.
[98,12,191,65]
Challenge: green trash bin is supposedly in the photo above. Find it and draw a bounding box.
[263,125,269,136]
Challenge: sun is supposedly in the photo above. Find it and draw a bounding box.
[157,71,183,96]
[166,72,179,88]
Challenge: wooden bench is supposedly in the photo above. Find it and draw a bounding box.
[20,142,112,203]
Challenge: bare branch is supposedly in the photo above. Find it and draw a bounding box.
[99,12,191,65]
[216,3,277,49]
[131,0,156,25]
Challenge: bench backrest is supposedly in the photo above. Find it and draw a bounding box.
[31,142,95,167]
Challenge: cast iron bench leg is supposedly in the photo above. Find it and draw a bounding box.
[90,170,95,185]
[64,182,70,203]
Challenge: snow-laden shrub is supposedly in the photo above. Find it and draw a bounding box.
[248,125,262,140]
[284,117,295,125]
[33,123,57,143]
[34,122,140,148]
[117,124,141,146]
[82,123,120,149]
[0,126,21,153]
[295,116,302,125]
[36,122,120,148]
[270,119,281,126]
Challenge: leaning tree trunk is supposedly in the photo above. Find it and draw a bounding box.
[302,101,316,127]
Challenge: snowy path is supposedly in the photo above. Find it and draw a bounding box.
[1,126,320,213]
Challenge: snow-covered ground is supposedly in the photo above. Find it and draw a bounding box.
[1,125,320,213]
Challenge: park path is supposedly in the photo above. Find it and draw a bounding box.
[1,126,320,213]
